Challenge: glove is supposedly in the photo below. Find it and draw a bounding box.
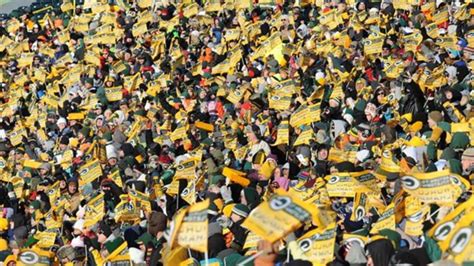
[220,185,233,204]
[216,216,233,229]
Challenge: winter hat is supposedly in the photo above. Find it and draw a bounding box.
[56,117,67,126]
[232,204,250,218]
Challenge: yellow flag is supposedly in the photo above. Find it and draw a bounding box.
[403,196,429,236]
[272,120,289,146]
[175,158,197,180]
[290,104,321,128]
[226,89,244,104]
[429,196,474,242]
[137,0,152,9]
[129,189,152,213]
[269,94,292,111]
[183,3,199,18]
[78,159,102,186]
[293,126,314,146]
[441,210,474,263]
[350,193,368,222]
[105,86,123,102]
[114,197,140,223]
[171,199,209,253]
[291,223,337,264]
[403,30,423,52]
[205,0,222,12]
[9,127,27,146]
[84,51,101,66]
[101,12,116,24]
[180,180,197,205]
[325,173,355,198]
[17,248,53,266]
[242,189,321,243]
[400,170,469,206]
[432,8,449,24]
[384,60,404,79]
[84,193,105,228]
[61,1,74,12]
[132,22,148,37]
[363,36,384,55]
[370,202,396,234]
[426,22,439,39]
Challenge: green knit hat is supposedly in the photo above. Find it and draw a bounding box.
[29,200,41,210]
[232,204,250,218]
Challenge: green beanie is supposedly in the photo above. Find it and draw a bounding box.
[160,170,175,185]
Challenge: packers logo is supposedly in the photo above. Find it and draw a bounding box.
[270,196,291,211]
[401,176,420,190]
[450,227,472,254]
[271,95,281,101]
[47,189,56,195]
[363,39,372,46]
[298,238,312,252]
[434,221,455,241]
[129,190,137,197]
[105,89,112,94]
[19,251,39,264]
[450,176,461,186]
[177,164,185,171]
[127,203,134,211]
[84,154,92,161]
[80,168,89,176]
[234,91,242,97]
[0,159,5,168]
[382,150,391,158]
[181,188,190,197]
[355,206,365,221]
[328,176,340,184]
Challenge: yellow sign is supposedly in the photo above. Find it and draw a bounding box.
[242,189,320,243]
[171,199,209,253]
